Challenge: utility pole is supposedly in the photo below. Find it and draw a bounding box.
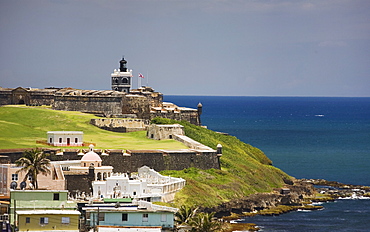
[12,200,16,232]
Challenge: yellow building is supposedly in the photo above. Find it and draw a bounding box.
[16,210,80,232]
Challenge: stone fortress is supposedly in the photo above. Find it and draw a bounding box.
[0,57,202,125]
[0,57,222,190]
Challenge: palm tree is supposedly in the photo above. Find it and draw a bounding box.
[15,148,51,189]
[175,205,198,226]
[188,212,223,232]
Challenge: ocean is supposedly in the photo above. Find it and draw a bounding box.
[164,96,370,231]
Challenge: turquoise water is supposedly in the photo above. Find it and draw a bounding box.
[165,96,370,231]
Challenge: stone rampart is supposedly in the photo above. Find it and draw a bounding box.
[173,134,214,151]
[53,90,123,116]
[90,118,148,132]
[0,87,201,126]
[147,124,184,140]
[0,87,56,106]
[150,108,200,126]
[122,95,151,119]
[101,149,220,172]
[1,147,221,172]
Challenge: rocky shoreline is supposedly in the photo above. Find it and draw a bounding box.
[201,179,370,231]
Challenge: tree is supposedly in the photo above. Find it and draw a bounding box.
[175,206,224,232]
[15,148,51,189]
[188,212,223,232]
[175,205,198,226]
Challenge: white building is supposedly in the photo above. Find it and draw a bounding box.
[92,166,185,203]
[62,144,113,181]
[47,131,83,146]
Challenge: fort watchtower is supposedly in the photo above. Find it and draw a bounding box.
[111,57,133,93]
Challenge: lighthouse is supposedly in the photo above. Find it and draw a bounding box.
[111,57,133,93]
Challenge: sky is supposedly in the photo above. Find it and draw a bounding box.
[0,0,369,97]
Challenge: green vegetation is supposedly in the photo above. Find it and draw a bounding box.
[15,148,51,189]
[153,118,292,207]
[1,106,292,209]
[0,105,188,150]
[175,206,223,232]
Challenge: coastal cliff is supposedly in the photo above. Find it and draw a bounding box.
[155,118,294,208]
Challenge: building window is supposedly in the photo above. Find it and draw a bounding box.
[40,217,48,224]
[26,217,30,223]
[142,213,148,222]
[53,193,60,200]
[11,174,18,181]
[59,138,62,143]
[161,214,167,222]
[75,137,78,143]
[122,78,128,84]
[61,217,70,224]
[49,138,53,143]
[122,213,128,221]
[98,213,105,222]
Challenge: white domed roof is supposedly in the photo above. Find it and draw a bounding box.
[81,144,102,162]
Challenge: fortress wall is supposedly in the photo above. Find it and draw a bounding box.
[0,89,12,105]
[65,173,94,195]
[53,95,123,116]
[122,95,151,119]
[150,110,200,126]
[1,148,221,174]
[101,151,132,173]
[28,91,55,106]
[90,118,148,133]
[0,87,201,126]
[149,92,163,107]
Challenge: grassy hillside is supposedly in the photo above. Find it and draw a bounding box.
[153,118,292,208]
[0,105,292,208]
[0,105,188,150]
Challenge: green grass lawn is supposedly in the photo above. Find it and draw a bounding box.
[0,105,188,150]
[1,105,292,208]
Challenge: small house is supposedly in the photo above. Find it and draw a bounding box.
[82,200,177,232]
[47,131,83,146]
[9,190,77,229]
[17,210,80,232]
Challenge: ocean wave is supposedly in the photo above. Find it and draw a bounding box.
[311,202,324,205]
[338,196,370,200]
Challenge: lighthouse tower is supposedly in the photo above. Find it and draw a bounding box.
[111,57,133,93]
